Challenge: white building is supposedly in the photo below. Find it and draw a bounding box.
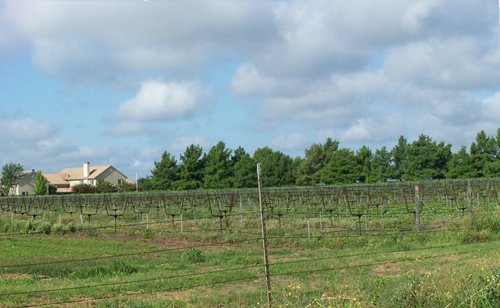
[44,162,130,193]
[8,170,36,196]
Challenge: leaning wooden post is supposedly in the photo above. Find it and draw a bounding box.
[257,163,272,308]
[415,184,421,232]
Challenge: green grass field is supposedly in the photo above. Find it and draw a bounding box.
[0,206,498,307]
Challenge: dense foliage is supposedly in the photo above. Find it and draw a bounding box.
[141,129,500,191]
[33,171,49,195]
[1,163,24,195]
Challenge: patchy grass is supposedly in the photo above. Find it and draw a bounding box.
[0,210,498,307]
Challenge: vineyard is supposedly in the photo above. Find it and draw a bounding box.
[0,179,499,307]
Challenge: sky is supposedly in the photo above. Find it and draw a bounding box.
[0,0,500,179]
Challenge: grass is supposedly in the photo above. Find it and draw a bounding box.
[0,207,498,307]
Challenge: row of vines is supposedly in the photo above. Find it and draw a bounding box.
[1,179,498,236]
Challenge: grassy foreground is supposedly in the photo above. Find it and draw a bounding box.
[0,212,498,307]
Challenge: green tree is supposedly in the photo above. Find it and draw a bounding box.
[355,145,372,183]
[484,128,500,177]
[496,128,500,158]
[1,163,24,195]
[470,130,498,178]
[484,159,500,177]
[402,135,451,181]
[447,146,475,179]
[232,147,257,188]
[33,171,48,195]
[368,146,391,183]
[320,148,360,184]
[296,138,339,185]
[96,181,118,193]
[150,151,179,191]
[203,141,233,189]
[118,181,136,192]
[137,177,153,191]
[290,156,303,185]
[74,183,96,194]
[174,144,205,190]
[390,136,408,180]
[253,147,295,187]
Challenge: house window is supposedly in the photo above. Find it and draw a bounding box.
[22,191,28,196]
[118,179,124,185]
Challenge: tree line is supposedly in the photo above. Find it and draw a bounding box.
[1,128,498,195]
[140,129,500,191]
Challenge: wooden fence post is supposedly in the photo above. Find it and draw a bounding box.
[415,185,421,232]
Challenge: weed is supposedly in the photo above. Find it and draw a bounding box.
[181,248,206,264]
[143,228,154,239]
[70,260,140,279]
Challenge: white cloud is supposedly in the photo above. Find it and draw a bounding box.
[0,117,55,141]
[117,80,207,121]
[36,137,74,155]
[227,0,500,146]
[1,0,499,167]
[0,0,276,79]
[60,146,111,160]
[385,37,500,90]
[270,133,309,151]
[341,120,371,142]
[341,116,403,143]
[482,93,500,121]
[108,122,146,136]
[170,135,211,152]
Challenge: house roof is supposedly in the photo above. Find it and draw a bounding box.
[15,171,35,185]
[59,165,112,180]
[43,173,69,186]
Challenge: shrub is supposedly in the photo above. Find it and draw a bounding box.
[96,181,118,193]
[34,221,52,234]
[52,223,64,234]
[66,221,77,233]
[181,248,206,263]
[71,260,139,279]
[143,228,154,239]
[73,184,96,194]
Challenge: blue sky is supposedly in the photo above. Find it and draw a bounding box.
[0,0,499,179]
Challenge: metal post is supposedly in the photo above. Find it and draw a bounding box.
[257,163,272,308]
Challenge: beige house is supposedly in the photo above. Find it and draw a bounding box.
[9,171,37,196]
[44,162,129,193]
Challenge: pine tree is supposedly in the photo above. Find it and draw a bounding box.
[174,145,205,190]
[150,151,179,191]
[203,141,233,189]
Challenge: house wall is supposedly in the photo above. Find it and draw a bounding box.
[17,182,35,195]
[67,179,95,187]
[9,175,36,196]
[96,167,128,186]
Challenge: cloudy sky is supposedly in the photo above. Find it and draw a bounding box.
[0,0,499,178]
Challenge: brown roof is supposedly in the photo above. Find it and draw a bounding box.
[59,165,112,180]
[43,173,69,186]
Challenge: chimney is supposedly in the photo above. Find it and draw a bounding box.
[83,161,90,178]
